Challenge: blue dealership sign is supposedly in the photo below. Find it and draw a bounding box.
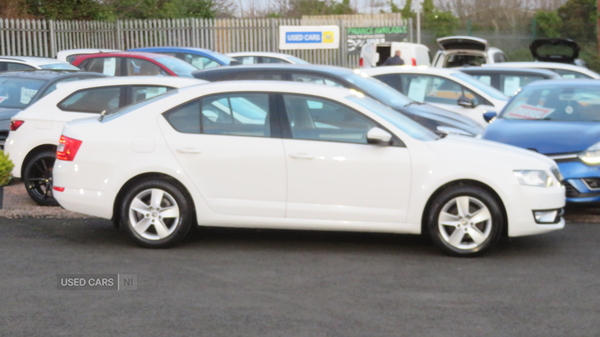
[279,26,340,50]
[285,32,322,44]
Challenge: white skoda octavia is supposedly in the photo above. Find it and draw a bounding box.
[52,81,565,257]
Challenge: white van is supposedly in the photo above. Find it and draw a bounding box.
[360,42,430,68]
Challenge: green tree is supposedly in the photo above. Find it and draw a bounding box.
[26,0,113,20]
[400,0,414,19]
[557,0,596,42]
[534,10,562,38]
[423,10,458,38]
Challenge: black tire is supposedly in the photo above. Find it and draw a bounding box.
[426,185,504,257]
[120,179,192,248]
[23,150,58,206]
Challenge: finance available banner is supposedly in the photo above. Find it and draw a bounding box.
[279,26,340,50]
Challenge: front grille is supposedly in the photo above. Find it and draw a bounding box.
[563,181,580,198]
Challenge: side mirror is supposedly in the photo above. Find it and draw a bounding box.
[457,96,475,108]
[367,127,392,145]
[483,111,497,123]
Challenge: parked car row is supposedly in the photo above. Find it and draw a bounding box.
[5,38,598,257]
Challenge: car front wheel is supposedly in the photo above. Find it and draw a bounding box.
[120,179,192,248]
[427,185,504,257]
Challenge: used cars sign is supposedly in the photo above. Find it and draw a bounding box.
[279,26,340,49]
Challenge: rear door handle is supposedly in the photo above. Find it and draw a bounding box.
[177,147,202,154]
[289,152,315,159]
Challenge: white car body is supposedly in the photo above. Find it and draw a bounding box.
[0,56,79,71]
[362,66,509,127]
[52,81,564,256]
[56,49,120,63]
[360,42,431,68]
[5,76,205,179]
[483,62,600,79]
[227,52,309,64]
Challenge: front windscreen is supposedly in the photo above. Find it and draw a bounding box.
[451,71,509,101]
[39,63,80,70]
[342,72,412,107]
[346,94,438,141]
[0,77,47,108]
[500,84,600,122]
[155,57,198,77]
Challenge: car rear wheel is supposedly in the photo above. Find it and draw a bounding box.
[426,185,503,257]
[121,179,192,248]
[23,150,58,206]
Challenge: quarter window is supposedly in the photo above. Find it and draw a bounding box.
[283,94,376,144]
[164,100,201,134]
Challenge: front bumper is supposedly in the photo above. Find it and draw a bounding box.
[556,160,600,203]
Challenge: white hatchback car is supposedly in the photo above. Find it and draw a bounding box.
[483,62,600,79]
[0,56,80,72]
[52,81,565,257]
[5,76,205,206]
[432,36,508,68]
[362,66,509,127]
[227,52,309,64]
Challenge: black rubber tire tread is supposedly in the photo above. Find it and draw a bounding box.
[426,185,504,257]
[23,150,58,206]
[120,178,192,248]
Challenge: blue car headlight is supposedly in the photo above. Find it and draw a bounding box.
[514,170,553,187]
[579,142,600,165]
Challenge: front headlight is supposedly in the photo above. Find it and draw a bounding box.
[578,142,600,165]
[514,170,553,187]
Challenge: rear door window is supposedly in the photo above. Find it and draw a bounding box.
[58,86,123,113]
[79,57,122,76]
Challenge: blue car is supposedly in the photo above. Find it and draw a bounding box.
[127,47,239,69]
[483,79,600,203]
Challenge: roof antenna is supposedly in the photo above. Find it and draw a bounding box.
[99,110,107,122]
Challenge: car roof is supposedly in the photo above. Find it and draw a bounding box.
[361,65,459,76]
[128,47,236,64]
[521,78,600,88]
[0,56,69,66]
[0,70,103,80]
[193,63,356,78]
[75,51,171,60]
[227,52,294,59]
[459,66,561,78]
[54,76,206,91]
[483,62,600,78]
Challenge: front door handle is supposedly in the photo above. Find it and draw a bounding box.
[289,152,315,159]
[177,147,202,154]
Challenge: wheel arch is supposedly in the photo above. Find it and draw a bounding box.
[112,172,197,228]
[421,179,508,236]
[21,144,57,178]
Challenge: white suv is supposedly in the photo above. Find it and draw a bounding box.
[432,36,508,68]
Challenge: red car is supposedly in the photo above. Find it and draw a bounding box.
[71,51,198,77]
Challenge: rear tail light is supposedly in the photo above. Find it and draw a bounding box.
[10,120,24,131]
[56,135,82,161]
[411,58,417,66]
[359,58,364,67]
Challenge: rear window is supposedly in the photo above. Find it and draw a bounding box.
[0,77,47,108]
